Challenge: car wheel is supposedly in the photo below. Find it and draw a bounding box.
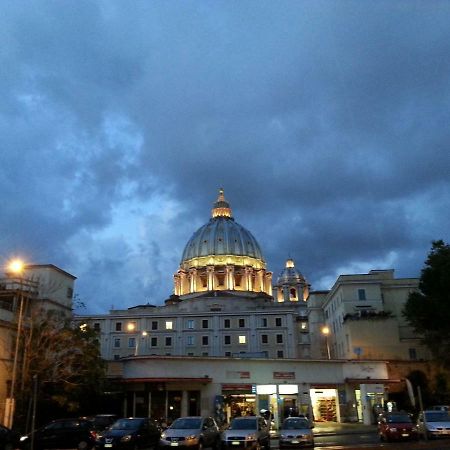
[78,441,89,450]
[255,441,261,450]
[197,440,204,450]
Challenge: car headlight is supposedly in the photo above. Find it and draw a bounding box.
[20,436,29,442]
[245,434,257,441]
[161,433,167,439]
[121,435,132,442]
[185,435,198,441]
[388,427,397,432]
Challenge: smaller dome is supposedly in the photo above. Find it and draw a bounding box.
[277,259,305,284]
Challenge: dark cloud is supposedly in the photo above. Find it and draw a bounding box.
[1,2,449,312]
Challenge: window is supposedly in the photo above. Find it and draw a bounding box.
[276,334,283,344]
[187,336,195,346]
[275,317,282,327]
[115,322,122,332]
[239,318,245,328]
[202,319,209,329]
[93,323,100,331]
[224,335,231,345]
[202,352,208,356]
[300,322,307,330]
[128,337,136,348]
[239,335,246,344]
[114,338,121,348]
[151,337,158,347]
[202,336,209,346]
[187,320,195,329]
[151,321,158,330]
[358,289,366,300]
[224,319,231,328]
[409,348,417,360]
[187,352,194,356]
[127,321,136,332]
[261,334,268,344]
[225,351,231,357]
[166,321,173,330]
[261,317,268,327]
[113,354,120,360]
[277,350,284,358]
[67,287,74,299]
[165,336,172,346]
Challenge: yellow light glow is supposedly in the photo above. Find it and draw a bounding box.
[182,254,266,270]
[286,259,295,268]
[142,331,148,337]
[127,322,136,332]
[321,326,330,336]
[8,259,25,274]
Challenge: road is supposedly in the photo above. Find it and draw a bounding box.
[270,433,450,449]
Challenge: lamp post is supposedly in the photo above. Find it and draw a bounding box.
[321,325,331,360]
[135,331,148,356]
[4,259,26,429]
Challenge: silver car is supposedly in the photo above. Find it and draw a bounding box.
[279,417,314,448]
[221,416,270,450]
[417,410,450,439]
[160,417,220,450]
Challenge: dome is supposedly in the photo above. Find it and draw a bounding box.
[180,188,265,266]
[174,189,272,297]
[277,258,306,284]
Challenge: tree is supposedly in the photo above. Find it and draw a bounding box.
[15,308,106,431]
[403,240,450,367]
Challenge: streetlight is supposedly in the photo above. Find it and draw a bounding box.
[4,258,26,428]
[321,325,331,360]
[135,331,148,356]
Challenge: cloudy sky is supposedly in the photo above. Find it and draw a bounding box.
[1,1,450,314]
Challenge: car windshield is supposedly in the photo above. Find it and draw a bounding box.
[170,418,202,429]
[425,412,450,422]
[386,414,412,423]
[282,419,309,429]
[230,418,257,430]
[111,419,141,430]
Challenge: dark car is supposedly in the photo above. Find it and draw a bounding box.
[378,412,418,442]
[160,416,220,450]
[95,417,160,450]
[20,418,97,450]
[278,417,314,448]
[0,424,20,450]
[221,416,270,450]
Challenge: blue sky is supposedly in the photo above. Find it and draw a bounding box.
[1,1,450,313]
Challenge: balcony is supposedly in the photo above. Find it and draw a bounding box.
[343,310,393,322]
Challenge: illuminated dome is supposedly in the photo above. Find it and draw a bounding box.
[174,189,272,297]
[273,259,310,303]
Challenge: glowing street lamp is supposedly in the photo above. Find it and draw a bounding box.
[4,259,26,428]
[321,325,331,360]
[135,331,148,356]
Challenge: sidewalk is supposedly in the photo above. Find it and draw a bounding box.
[312,421,377,436]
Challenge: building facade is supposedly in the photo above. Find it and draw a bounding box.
[77,190,430,426]
[0,264,76,425]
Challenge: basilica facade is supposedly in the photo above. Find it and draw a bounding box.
[76,189,430,427]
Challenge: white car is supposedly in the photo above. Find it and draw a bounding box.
[417,410,450,439]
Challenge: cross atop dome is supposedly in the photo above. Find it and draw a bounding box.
[211,188,233,218]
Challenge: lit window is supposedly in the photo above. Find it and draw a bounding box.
[301,322,307,330]
[166,321,173,330]
[239,335,246,344]
[127,322,136,332]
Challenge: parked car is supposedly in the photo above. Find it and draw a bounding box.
[417,410,450,439]
[221,416,270,450]
[278,417,314,448]
[430,405,450,411]
[160,416,220,450]
[95,417,160,450]
[20,418,97,450]
[0,424,20,450]
[377,412,418,442]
